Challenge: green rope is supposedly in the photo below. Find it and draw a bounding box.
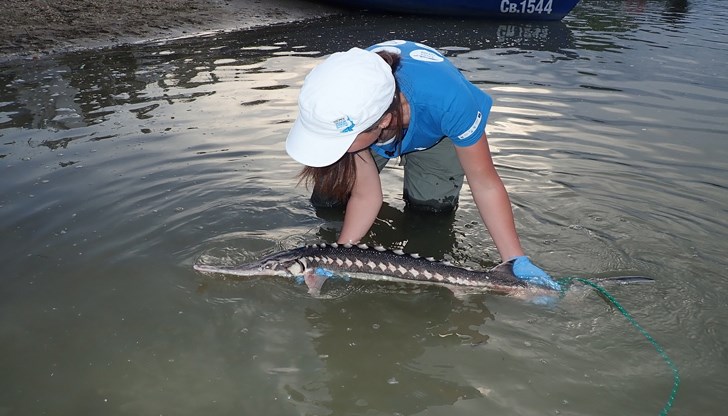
[556,277,680,415]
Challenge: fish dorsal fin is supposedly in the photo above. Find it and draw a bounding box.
[393,249,405,255]
[410,253,420,258]
[374,246,386,252]
[357,243,369,249]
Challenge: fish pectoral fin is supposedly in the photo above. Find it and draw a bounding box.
[304,270,330,296]
[447,286,480,300]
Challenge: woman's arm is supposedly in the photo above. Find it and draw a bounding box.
[454,133,524,261]
[337,150,383,244]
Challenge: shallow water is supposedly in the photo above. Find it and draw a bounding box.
[1,0,726,414]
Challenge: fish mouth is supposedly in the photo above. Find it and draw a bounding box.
[193,262,293,278]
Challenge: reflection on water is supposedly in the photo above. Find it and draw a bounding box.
[1,1,728,415]
[0,14,576,134]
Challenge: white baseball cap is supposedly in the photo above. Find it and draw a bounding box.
[286,47,396,167]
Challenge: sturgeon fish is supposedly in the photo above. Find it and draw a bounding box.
[193,242,653,296]
[195,242,550,296]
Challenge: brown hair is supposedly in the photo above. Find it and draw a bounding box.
[297,51,405,204]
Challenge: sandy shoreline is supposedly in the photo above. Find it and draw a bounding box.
[0,0,338,61]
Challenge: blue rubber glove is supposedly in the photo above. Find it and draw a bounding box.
[511,256,561,291]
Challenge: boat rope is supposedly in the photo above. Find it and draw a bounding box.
[556,277,680,415]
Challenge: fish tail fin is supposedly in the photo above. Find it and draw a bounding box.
[591,275,655,285]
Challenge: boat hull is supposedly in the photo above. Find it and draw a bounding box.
[318,0,580,21]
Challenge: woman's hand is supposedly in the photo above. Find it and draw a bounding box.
[510,256,561,291]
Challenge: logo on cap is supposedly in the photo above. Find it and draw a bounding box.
[334,116,356,133]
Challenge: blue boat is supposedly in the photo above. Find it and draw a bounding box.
[316,0,581,21]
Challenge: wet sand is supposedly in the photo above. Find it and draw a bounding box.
[0,0,338,60]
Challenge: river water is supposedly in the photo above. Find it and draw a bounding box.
[1,0,726,414]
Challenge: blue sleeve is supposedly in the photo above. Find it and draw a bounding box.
[441,86,493,147]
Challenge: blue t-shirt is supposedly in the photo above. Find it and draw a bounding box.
[366,40,493,158]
